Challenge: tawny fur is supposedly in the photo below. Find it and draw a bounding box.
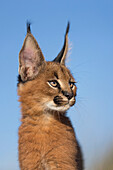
[18,23,83,170]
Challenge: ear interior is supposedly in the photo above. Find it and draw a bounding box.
[19,32,46,82]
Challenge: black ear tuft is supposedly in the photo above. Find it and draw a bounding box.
[27,21,31,33]
[53,22,70,65]
[66,21,70,35]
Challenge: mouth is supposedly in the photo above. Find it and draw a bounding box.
[53,95,75,106]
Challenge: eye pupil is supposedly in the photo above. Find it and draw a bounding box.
[51,81,57,86]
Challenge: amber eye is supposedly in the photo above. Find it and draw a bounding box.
[48,80,58,88]
[69,82,75,89]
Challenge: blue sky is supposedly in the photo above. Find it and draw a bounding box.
[0,0,113,169]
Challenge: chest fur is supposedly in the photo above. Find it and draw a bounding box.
[18,115,77,169]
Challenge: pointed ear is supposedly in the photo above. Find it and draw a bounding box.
[19,23,46,82]
[53,22,70,65]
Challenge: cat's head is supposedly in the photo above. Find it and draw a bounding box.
[18,23,77,114]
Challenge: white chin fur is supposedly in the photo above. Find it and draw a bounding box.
[46,101,70,112]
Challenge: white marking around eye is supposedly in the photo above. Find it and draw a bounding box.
[57,80,65,89]
[47,82,57,89]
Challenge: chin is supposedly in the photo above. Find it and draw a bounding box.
[45,101,70,112]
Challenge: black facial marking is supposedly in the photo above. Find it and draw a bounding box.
[53,96,63,105]
[54,72,59,79]
[60,66,65,74]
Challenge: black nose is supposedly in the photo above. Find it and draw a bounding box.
[62,91,73,100]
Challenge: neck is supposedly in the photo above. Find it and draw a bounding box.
[19,99,73,129]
